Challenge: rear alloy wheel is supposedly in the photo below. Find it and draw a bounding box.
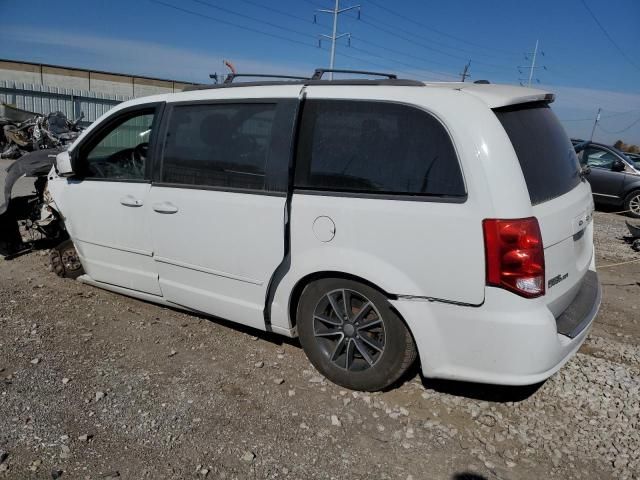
[297,278,417,391]
[625,190,640,219]
[50,239,84,280]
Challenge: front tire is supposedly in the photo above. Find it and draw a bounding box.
[624,190,640,219]
[50,239,84,279]
[296,278,417,391]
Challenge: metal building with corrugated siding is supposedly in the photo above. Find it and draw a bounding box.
[0,59,197,97]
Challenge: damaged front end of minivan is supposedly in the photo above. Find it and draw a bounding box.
[0,148,67,257]
[0,149,83,278]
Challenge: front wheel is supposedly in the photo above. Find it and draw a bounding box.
[624,190,640,219]
[297,278,417,391]
[50,239,84,279]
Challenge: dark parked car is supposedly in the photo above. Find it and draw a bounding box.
[574,141,640,218]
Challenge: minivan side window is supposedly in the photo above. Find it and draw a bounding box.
[79,109,156,180]
[294,100,466,198]
[161,103,277,191]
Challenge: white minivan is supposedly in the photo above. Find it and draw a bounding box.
[50,69,601,391]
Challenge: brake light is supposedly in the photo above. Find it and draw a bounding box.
[482,217,545,298]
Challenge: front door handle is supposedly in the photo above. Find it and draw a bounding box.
[120,195,143,207]
[152,202,179,214]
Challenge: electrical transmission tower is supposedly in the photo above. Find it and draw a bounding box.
[590,108,602,142]
[315,0,361,80]
[518,40,547,87]
[460,60,471,82]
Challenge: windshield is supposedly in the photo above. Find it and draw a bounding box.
[619,152,640,170]
[494,102,581,205]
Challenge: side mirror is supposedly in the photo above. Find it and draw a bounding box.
[612,159,626,172]
[55,150,74,177]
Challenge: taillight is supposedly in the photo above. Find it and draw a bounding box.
[482,217,545,298]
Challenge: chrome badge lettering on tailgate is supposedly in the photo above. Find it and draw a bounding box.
[548,272,569,289]
[572,206,594,235]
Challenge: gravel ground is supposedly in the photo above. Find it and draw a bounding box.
[593,208,640,263]
[0,214,639,479]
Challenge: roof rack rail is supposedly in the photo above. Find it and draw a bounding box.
[311,68,397,80]
[223,73,309,84]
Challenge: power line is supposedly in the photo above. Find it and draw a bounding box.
[348,44,456,80]
[302,0,330,7]
[344,10,510,62]
[364,0,521,57]
[356,16,515,72]
[233,0,316,26]
[560,117,595,122]
[597,117,640,134]
[579,0,640,72]
[151,0,319,49]
[561,110,640,122]
[349,35,457,76]
[189,0,315,40]
[601,109,640,119]
[334,48,450,81]
[355,13,513,63]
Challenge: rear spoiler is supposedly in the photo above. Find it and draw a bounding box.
[459,85,555,109]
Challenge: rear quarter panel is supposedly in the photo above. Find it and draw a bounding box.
[269,86,535,331]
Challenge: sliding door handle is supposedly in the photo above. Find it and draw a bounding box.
[120,195,143,207]
[152,202,179,214]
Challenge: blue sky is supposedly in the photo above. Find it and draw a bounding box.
[1,0,639,144]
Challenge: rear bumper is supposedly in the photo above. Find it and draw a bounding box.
[391,269,601,386]
[555,270,600,338]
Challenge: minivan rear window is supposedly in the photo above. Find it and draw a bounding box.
[494,102,581,205]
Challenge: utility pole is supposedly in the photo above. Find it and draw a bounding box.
[460,60,471,82]
[518,40,546,87]
[527,39,539,87]
[315,0,361,79]
[590,107,602,142]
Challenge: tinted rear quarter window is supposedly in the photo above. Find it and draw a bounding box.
[295,100,466,198]
[494,103,580,205]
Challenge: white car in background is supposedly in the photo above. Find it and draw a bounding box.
[49,69,601,391]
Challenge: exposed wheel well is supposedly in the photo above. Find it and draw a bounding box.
[288,271,397,331]
[624,188,640,199]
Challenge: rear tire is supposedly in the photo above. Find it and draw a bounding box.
[624,190,640,219]
[50,239,84,280]
[296,278,417,391]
